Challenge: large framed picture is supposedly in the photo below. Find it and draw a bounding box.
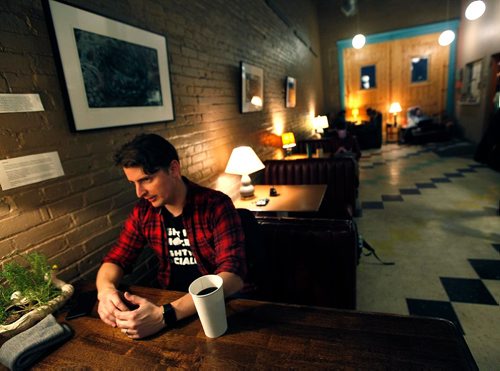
[285,76,297,108]
[43,0,174,131]
[240,62,263,113]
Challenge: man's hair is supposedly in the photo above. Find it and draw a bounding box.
[113,133,179,174]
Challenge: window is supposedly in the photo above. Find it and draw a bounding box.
[411,57,428,83]
[360,65,376,89]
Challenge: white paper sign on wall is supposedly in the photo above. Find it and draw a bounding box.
[0,94,44,113]
[0,152,64,191]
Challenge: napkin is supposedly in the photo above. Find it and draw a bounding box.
[0,314,73,370]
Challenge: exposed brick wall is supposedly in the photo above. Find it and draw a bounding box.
[0,0,324,282]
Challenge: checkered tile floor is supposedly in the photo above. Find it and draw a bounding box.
[355,141,500,370]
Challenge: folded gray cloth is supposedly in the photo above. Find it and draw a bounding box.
[0,314,73,370]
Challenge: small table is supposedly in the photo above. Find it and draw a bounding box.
[27,285,478,370]
[233,184,327,214]
[386,123,399,143]
[283,152,331,160]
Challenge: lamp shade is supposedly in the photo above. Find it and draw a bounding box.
[225,146,265,176]
[313,115,329,133]
[281,132,296,149]
[389,102,402,114]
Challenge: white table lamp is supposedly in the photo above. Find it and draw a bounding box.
[313,115,329,134]
[225,146,265,198]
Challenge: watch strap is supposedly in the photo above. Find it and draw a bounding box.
[162,303,177,327]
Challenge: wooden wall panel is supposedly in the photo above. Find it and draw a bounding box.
[343,33,450,126]
[396,34,449,120]
[343,43,390,122]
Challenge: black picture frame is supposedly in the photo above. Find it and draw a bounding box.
[43,0,174,131]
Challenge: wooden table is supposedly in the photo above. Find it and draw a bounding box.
[283,152,331,160]
[27,285,477,370]
[386,123,399,143]
[233,184,327,213]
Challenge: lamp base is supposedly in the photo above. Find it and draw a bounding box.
[240,174,254,198]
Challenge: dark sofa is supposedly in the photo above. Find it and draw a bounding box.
[402,119,451,144]
[348,108,383,149]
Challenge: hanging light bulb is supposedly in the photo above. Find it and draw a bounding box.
[465,1,486,20]
[438,30,455,46]
[351,2,365,50]
[352,34,366,49]
[438,0,455,46]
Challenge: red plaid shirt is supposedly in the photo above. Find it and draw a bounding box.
[103,178,247,288]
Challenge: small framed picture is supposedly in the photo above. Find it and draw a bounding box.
[240,62,264,113]
[286,76,297,108]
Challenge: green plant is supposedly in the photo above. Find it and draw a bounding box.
[0,252,61,325]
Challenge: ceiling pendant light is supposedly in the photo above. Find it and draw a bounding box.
[465,1,486,20]
[351,1,365,49]
[438,0,455,47]
[352,34,366,49]
[438,30,455,46]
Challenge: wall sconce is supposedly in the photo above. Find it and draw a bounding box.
[313,115,329,134]
[250,96,263,107]
[389,102,402,126]
[281,132,296,156]
[225,146,265,198]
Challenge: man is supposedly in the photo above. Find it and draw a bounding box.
[331,120,361,161]
[96,133,247,339]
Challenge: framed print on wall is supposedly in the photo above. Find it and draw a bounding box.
[240,62,263,113]
[285,76,296,108]
[43,0,174,131]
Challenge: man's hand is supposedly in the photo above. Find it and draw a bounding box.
[114,292,166,339]
[97,288,131,327]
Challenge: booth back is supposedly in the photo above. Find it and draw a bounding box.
[262,158,357,218]
[246,214,358,310]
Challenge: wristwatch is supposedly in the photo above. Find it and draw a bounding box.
[162,303,177,327]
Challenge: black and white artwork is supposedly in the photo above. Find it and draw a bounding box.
[44,0,174,131]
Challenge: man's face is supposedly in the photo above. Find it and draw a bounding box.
[123,164,179,208]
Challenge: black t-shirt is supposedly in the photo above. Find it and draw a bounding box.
[163,212,201,292]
